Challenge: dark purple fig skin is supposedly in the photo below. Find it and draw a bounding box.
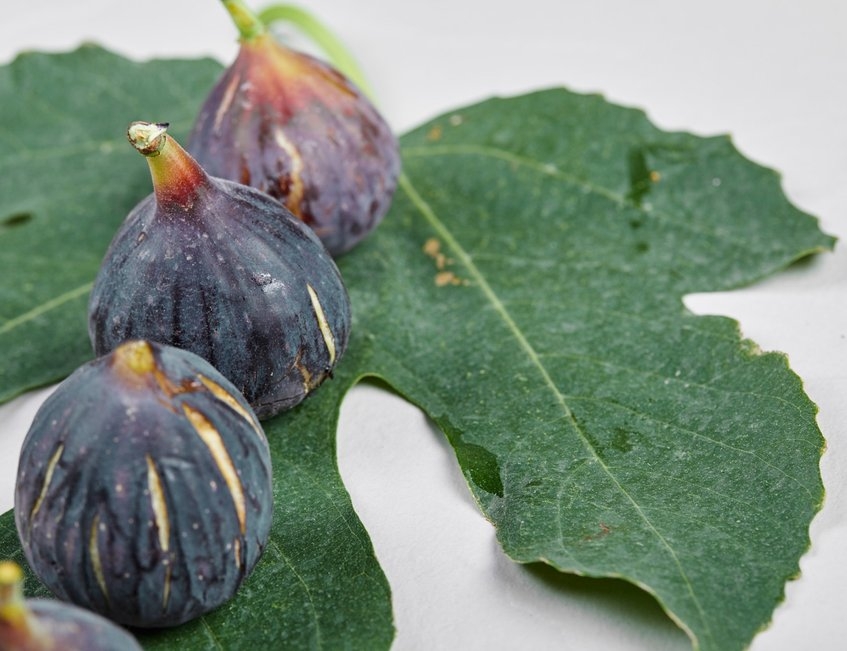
[1,599,143,651]
[14,341,273,628]
[187,31,401,256]
[88,128,351,419]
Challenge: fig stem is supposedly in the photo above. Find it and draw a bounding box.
[0,561,38,649]
[0,561,32,630]
[112,340,157,379]
[222,0,267,41]
[127,122,208,208]
[258,3,375,99]
[127,121,169,156]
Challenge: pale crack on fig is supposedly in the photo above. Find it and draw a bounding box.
[146,455,172,610]
[214,73,242,133]
[88,514,110,606]
[197,374,264,439]
[182,405,247,535]
[306,284,336,365]
[145,455,170,552]
[28,444,63,529]
[272,126,305,217]
[234,537,243,570]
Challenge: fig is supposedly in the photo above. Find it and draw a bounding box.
[187,0,401,256]
[14,340,273,628]
[0,561,142,651]
[88,121,351,418]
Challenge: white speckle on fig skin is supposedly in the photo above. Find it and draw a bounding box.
[261,279,286,295]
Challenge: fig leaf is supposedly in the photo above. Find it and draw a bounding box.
[0,47,835,651]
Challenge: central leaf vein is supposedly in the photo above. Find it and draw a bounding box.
[399,171,713,641]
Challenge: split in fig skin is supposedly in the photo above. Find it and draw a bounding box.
[188,0,401,256]
[0,561,143,650]
[14,341,273,629]
[88,122,352,418]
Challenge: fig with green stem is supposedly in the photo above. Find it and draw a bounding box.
[89,122,351,418]
[188,0,401,256]
[0,561,143,650]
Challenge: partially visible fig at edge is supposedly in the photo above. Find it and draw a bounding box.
[0,560,143,650]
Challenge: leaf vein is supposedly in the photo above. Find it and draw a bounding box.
[403,143,745,247]
[280,459,370,550]
[198,617,227,651]
[0,281,93,336]
[572,395,817,501]
[400,171,714,642]
[268,537,324,648]
[539,349,818,423]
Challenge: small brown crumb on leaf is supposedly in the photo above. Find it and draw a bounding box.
[423,237,441,257]
[424,238,466,286]
[435,271,464,287]
[423,237,450,270]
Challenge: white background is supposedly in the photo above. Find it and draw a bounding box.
[1,1,845,649]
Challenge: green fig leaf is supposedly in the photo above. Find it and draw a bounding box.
[0,46,223,403]
[345,90,832,651]
[0,47,834,651]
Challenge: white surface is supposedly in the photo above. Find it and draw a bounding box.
[1,1,845,649]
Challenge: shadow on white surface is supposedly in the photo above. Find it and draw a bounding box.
[338,382,690,650]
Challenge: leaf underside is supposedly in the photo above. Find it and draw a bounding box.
[0,47,834,651]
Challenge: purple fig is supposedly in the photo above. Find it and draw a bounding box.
[14,340,273,628]
[88,122,351,418]
[188,0,401,256]
[0,561,143,650]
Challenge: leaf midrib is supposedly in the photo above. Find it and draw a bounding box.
[398,170,712,646]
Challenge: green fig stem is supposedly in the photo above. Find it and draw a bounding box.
[0,561,42,646]
[0,561,27,625]
[222,0,267,42]
[127,122,207,208]
[257,3,375,100]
